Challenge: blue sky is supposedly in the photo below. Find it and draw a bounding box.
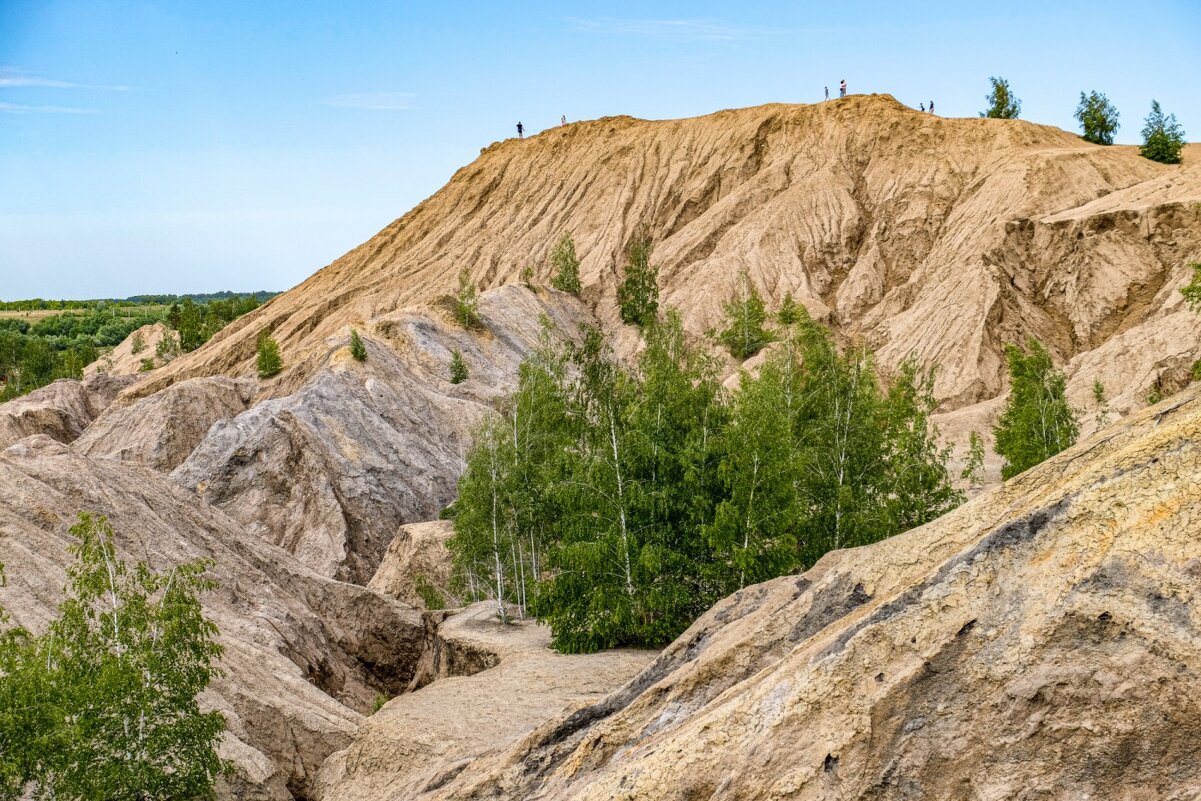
[2,0,1198,300]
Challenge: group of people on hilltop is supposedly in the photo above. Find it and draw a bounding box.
[823,80,935,114]
[517,83,940,140]
[515,114,568,139]
[824,79,848,100]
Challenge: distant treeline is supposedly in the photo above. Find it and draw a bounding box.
[0,290,277,312]
[0,292,276,401]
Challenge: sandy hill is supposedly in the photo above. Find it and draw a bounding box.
[131,94,1201,415]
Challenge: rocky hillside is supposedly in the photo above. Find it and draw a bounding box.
[326,384,1201,801]
[130,95,1201,415]
[1,97,1198,800]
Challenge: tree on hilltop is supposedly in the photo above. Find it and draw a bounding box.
[981,76,1021,119]
[1140,100,1186,164]
[1075,91,1120,145]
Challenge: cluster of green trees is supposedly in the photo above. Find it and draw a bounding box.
[167,295,262,353]
[0,514,225,799]
[0,292,272,401]
[982,78,1186,164]
[449,300,967,652]
[446,229,1108,652]
[0,291,275,314]
[0,310,156,401]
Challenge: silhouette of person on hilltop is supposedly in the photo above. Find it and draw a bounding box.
[517,121,524,139]
[920,102,925,112]
[839,79,846,98]
[929,100,934,114]
[560,114,566,126]
[825,86,829,101]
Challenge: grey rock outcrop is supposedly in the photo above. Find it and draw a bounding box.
[171,285,590,583]
[74,375,254,470]
[0,373,138,449]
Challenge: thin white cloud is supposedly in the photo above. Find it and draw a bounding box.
[566,16,758,42]
[0,69,131,91]
[0,101,98,114]
[323,92,415,111]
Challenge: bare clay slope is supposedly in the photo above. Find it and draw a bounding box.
[382,385,1201,801]
[132,95,1201,410]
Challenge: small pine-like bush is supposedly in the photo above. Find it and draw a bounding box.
[718,271,774,359]
[349,328,367,361]
[550,232,582,295]
[777,292,801,326]
[993,338,1077,478]
[256,330,283,379]
[1140,100,1186,165]
[449,348,469,384]
[454,269,484,330]
[616,234,658,327]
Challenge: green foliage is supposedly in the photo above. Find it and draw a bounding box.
[777,292,801,326]
[993,339,1078,479]
[349,328,368,361]
[1180,263,1201,312]
[413,575,446,610]
[960,431,985,487]
[453,269,484,330]
[616,234,659,327]
[981,76,1021,119]
[520,265,536,291]
[0,514,225,799]
[1092,378,1111,431]
[256,330,283,379]
[449,349,469,384]
[717,271,774,359]
[1146,378,1164,406]
[1139,100,1186,164]
[0,291,275,314]
[130,330,147,355]
[549,233,582,295]
[0,294,264,401]
[155,330,181,363]
[451,312,962,653]
[1075,91,1120,145]
[138,357,156,373]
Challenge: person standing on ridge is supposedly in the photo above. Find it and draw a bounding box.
[824,86,829,100]
[929,100,934,114]
[839,79,846,97]
[920,102,925,112]
[560,114,566,126]
[517,121,524,139]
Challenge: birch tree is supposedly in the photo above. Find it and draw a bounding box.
[993,338,1079,478]
[0,514,225,800]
